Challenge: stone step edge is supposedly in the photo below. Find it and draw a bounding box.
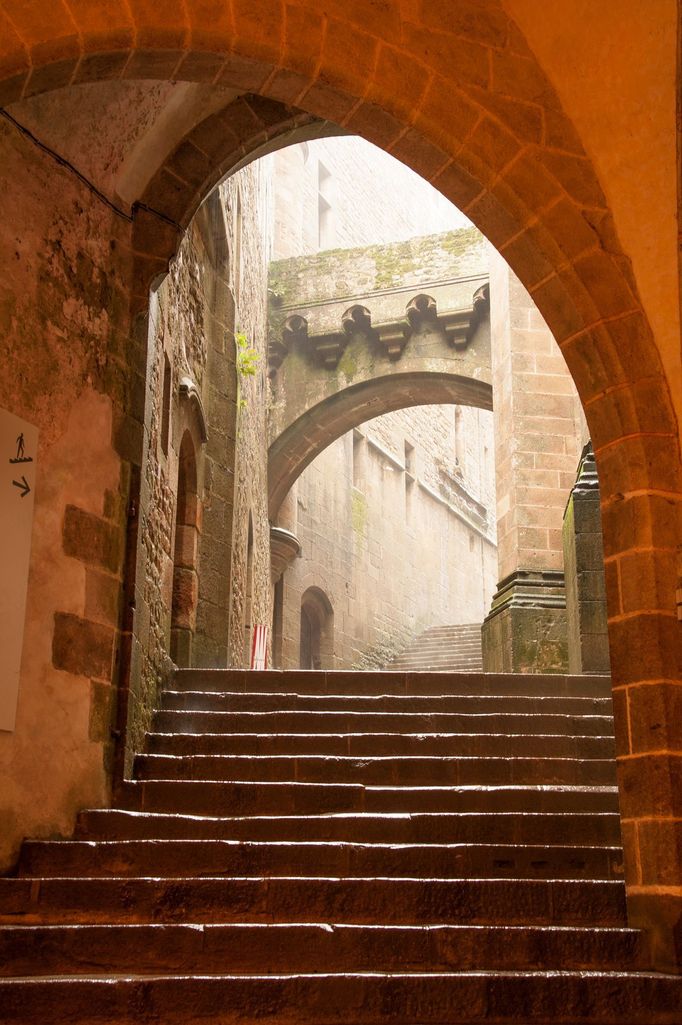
[0,873,629,883]
[21,839,624,853]
[116,780,621,804]
[79,809,622,822]
[0,922,640,935]
[1,970,678,981]
[153,711,615,720]
[141,730,617,739]
[160,691,613,704]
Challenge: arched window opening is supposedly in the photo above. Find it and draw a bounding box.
[171,431,200,667]
[299,587,334,670]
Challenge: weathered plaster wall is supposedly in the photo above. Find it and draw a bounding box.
[0,116,132,870]
[7,79,241,210]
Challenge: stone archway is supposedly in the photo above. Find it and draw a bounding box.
[299,586,334,671]
[0,0,680,956]
[268,371,493,520]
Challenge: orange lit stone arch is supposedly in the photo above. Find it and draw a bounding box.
[0,0,680,956]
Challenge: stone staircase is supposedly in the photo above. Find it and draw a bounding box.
[386,623,483,672]
[1,668,681,1022]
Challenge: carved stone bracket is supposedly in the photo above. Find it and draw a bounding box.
[268,314,307,375]
[440,285,489,348]
[269,281,490,372]
[468,282,490,340]
[376,322,409,360]
[270,525,301,583]
[308,331,348,368]
[442,308,479,348]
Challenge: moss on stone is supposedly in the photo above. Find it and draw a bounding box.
[337,347,359,381]
[267,226,486,305]
[351,488,367,536]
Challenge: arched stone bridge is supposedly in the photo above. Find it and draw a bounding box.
[267,233,492,518]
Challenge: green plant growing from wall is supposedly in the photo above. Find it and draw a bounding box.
[235,328,260,410]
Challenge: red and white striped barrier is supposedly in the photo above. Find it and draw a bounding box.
[250,624,268,670]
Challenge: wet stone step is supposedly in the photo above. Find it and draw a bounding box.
[0,922,647,977]
[116,780,620,817]
[133,753,618,787]
[74,809,623,847]
[141,731,616,760]
[389,654,483,663]
[0,876,629,927]
[389,655,483,665]
[391,649,482,657]
[159,690,614,715]
[1,970,680,1024]
[152,709,615,737]
[17,839,625,880]
[390,664,484,672]
[172,670,613,699]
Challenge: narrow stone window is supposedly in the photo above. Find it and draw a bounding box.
[352,429,366,491]
[161,353,171,457]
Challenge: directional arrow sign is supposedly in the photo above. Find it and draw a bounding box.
[1,407,38,732]
[12,475,30,498]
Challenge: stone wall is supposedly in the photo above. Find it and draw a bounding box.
[269,227,487,311]
[482,249,584,674]
[270,138,468,260]
[126,207,221,764]
[563,445,610,675]
[0,107,132,870]
[267,218,497,669]
[223,164,273,668]
[128,157,274,761]
[279,402,497,669]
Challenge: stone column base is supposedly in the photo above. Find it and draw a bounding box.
[481,570,568,673]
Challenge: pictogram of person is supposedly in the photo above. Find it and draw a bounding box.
[15,433,25,461]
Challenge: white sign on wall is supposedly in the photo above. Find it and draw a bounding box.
[0,407,38,732]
